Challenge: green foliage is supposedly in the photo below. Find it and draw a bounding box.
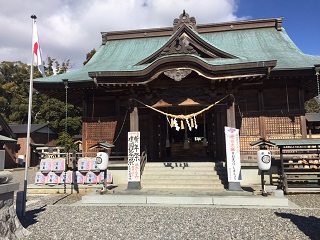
[305,98,319,113]
[56,132,77,152]
[0,59,83,149]
[83,49,96,66]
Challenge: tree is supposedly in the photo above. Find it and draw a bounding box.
[56,132,78,152]
[0,59,83,148]
[83,49,96,66]
[305,98,319,113]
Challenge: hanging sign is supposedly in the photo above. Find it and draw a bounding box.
[128,132,140,182]
[224,127,242,182]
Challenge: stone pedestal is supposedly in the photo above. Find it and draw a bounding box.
[228,182,242,191]
[127,181,141,190]
[0,182,30,238]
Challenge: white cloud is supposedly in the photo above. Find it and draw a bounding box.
[0,0,241,69]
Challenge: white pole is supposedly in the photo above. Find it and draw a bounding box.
[22,15,37,216]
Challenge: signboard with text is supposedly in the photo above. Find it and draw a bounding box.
[128,132,140,182]
[224,127,242,182]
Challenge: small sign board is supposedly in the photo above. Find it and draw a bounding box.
[225,127,242,182]
[128,132,140,182]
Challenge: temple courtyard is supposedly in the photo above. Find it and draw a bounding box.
[10,168,320,240]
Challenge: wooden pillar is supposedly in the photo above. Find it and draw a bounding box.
[130,107,139,132]
[258,88,266,139]
[227,101,236,128]
[226,98,241,191]
[300,116,307,138]
[259,116,266,139]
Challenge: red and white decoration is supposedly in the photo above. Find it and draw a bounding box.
[128,132,140,182]
[225,127,242,182]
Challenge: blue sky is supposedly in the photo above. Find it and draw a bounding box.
[236,0,320,56]
[0,0,319,69]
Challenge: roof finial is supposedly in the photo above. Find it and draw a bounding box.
[173,11,197,32]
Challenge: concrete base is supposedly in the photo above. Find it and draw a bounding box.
[82,194,289,207]
[0,182,19,194]
[127,181,141,190]
[81,184,289,207]
[228,182,242,191]
[27,184,102,194]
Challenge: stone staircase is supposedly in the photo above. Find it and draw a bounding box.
[141,161,227,190]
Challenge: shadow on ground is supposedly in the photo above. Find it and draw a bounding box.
[19,206,46,228]
[241,186,255,192]
[275,212,320,240]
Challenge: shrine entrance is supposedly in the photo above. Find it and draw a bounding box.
[147,103,226,162]
[167,116,208,159]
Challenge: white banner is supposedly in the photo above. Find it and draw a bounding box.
[225,127,242,182]
[128,132,140,182]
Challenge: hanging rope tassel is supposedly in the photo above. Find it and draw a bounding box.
[170,117,174,128]
[191,118,194,128]
[180,120,185,130]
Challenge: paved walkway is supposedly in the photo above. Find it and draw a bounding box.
[13,168,293,208]
[71,183,293,208]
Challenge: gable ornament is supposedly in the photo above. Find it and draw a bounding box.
[164,68,192,81]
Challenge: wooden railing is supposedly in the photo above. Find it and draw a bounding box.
[140,151,147,176]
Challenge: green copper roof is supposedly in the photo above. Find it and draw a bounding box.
[202,27,320,69]
[34,20,320,84]
[272,139,320,146]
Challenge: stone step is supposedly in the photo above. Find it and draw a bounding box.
[142,174,223,180]
[142,183,225,189]
[144,166,217,171]
[142,178,223,185]
[144,162,226,167]
[143,170,221,176]
[141,162,227,190]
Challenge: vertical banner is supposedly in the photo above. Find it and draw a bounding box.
[225,127,242,182]
[128,132,140,182]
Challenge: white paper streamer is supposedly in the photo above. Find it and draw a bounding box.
[173,118,180,131]
[186,119,192,131]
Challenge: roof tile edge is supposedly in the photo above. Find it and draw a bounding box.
[101,17,284,43]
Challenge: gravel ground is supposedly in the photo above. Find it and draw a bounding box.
[8,168,320,240]
[21,205,320,240]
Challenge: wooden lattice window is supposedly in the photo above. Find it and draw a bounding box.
[84,121,117,152]
[240,117,260,136]
[86,121,117,140]
[266,117,301,135]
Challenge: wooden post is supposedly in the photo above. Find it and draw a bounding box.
[226,98,242,191]
[130,107,139,132]
[300,116,307,138]
[226,101,235,128]
[259,116,266,139]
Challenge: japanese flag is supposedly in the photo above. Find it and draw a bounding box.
[32,20,45,76]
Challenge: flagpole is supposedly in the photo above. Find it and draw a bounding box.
[22,14,37,216]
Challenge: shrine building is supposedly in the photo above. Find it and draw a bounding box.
[33,12,320,187]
